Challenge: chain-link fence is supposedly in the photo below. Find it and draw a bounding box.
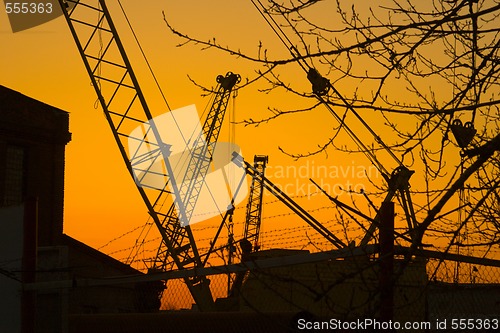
[25,245,500,332]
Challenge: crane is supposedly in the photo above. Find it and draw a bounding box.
[250,0,419,248]
[58,0,239,310]
[228,153,346,297]
[235,154,347,250]
[150,72,240,272]
[242,155,269,252]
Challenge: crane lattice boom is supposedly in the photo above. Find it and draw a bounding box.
[243,155,268,251]
[58,0,239,311]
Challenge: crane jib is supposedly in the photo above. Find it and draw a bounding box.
[58,0,240,311]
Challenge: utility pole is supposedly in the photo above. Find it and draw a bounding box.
[379,201,394,324]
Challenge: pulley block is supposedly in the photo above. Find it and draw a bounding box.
[450,119,476,148]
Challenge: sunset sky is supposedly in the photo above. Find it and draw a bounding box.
[2,1,484,269]
[0,2,352,260]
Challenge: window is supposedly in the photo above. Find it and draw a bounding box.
[3,145,25,205]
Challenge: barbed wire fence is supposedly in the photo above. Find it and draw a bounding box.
[22,242,500,333]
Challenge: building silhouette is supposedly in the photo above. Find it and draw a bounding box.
[0,85,155,333]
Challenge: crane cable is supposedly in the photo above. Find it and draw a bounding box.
[115,0,203,161]
[250,0,399,174]
[116,0,171,111]
[250,0,406,178]
[469,0,479,124]
[115,1,237,201]
[114,1,234,264]
[93,1,102,110]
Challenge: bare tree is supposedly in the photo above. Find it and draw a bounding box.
[163,0,500,262]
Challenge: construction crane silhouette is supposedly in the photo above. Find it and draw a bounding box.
[58,0,239,310]
[249,0,421,247]
[242,155,268,252]
[238,154,346,254]
[58,0,406,311]
[240,156,346,250]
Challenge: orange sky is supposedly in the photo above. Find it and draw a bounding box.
[2,1,488,270]
[0,2,360,250]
